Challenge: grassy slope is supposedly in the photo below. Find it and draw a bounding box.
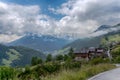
[0,44,46,66]
[43,64,116,80]
[10,46,46,66]
[101,34,120,44]
[62,37,102,52]
[2,49,21,66]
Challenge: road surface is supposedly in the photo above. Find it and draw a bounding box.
[88,67,120,80]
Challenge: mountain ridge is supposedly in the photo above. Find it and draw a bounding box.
[62,23,120,52]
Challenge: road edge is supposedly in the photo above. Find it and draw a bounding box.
[88,66,119,80]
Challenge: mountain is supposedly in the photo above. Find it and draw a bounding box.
[63,37,102,51]
[0,44,45,66]
[63,23,120,52]
[95,25,111,32]
[8,34,71,53]
[7,23,120,54]
[95,23,120,33]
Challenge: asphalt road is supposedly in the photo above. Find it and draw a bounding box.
[88,67,120,80]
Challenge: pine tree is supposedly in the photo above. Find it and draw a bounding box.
[46,54,52,62]
[68,48,75,59]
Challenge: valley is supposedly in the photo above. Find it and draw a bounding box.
[0,0,120,79]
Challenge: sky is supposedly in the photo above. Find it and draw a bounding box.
[0,0,120,43]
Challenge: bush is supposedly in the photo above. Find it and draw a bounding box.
[34,65,46,77]
[18,66,41,80]
[55,54,64,61]
[0,67,17,80]
[31,57,43,66]
[89,58,104,65]
[43,64,116,80]
[19,62,61,79]
[46,54,52,62]
[18,66,31,79]
[103,58,110,63]
[114,56,120,63]
[63,61,81,69]
[111,46,120,58]
[42,62,61,74]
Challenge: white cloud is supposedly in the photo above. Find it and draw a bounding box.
[50,0,120,37]
[0,1,59,35]
[0,34,22,43]
[0,1,58,42]
[0,0,120,43]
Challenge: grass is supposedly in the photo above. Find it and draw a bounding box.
[2,49,21,66]
[101,34,120,45]
[108,34,120,42]
[42,63,116,80]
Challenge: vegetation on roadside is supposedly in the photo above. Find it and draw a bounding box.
[0,63,115,80]
[43,64,116,80]
[0,66,18,80]
[111,45,120,63]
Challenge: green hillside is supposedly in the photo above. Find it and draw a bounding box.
[0,45,46,67]
[2,49,21,66]
[101,34,120,45]
[62,31,120,52]
[64,37,102,51]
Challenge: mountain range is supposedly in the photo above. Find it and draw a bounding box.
[0,23,120,66]
[8,34,72,53]
[7,23,120,53]
[63,23,120,51]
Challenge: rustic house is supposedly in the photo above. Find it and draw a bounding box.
[74,48,90,61]
[95,48,104,57]
[74,47,105,61]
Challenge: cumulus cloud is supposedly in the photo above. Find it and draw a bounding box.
[50,0,120,36]
[0,1,57,42]
[0,2,53,35]
[0,0,120,43]
[0,34,22,43]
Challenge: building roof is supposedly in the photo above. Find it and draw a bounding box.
[89,47,96,51]
[74,47,105,54]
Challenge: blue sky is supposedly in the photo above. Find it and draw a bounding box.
[1,0,67,6]
[0,0,67,19]
[0,0,120,43]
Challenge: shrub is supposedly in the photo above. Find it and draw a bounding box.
[19,62,61,79]
[42,62,61,74]
[18,66,41,80]
[55,54,64,61]
[31,57,43,66]
[111,46,120,58]
[68,48,75,59]
[0,67,17,80]
[34,65,47,77]
[63,61,81,69]
[89,58,104,65]
[46,54,52,62]
[43,64,116,80]
[114,56,120,63]
[103,58,110,63]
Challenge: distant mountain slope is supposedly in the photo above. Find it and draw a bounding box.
[63,23,120,52]
[8,34,71,52]
[0,44,45,66]
[0,44,9,64]
[95,25,112,32]
[64,37,102,51]
[94,23,120,33]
